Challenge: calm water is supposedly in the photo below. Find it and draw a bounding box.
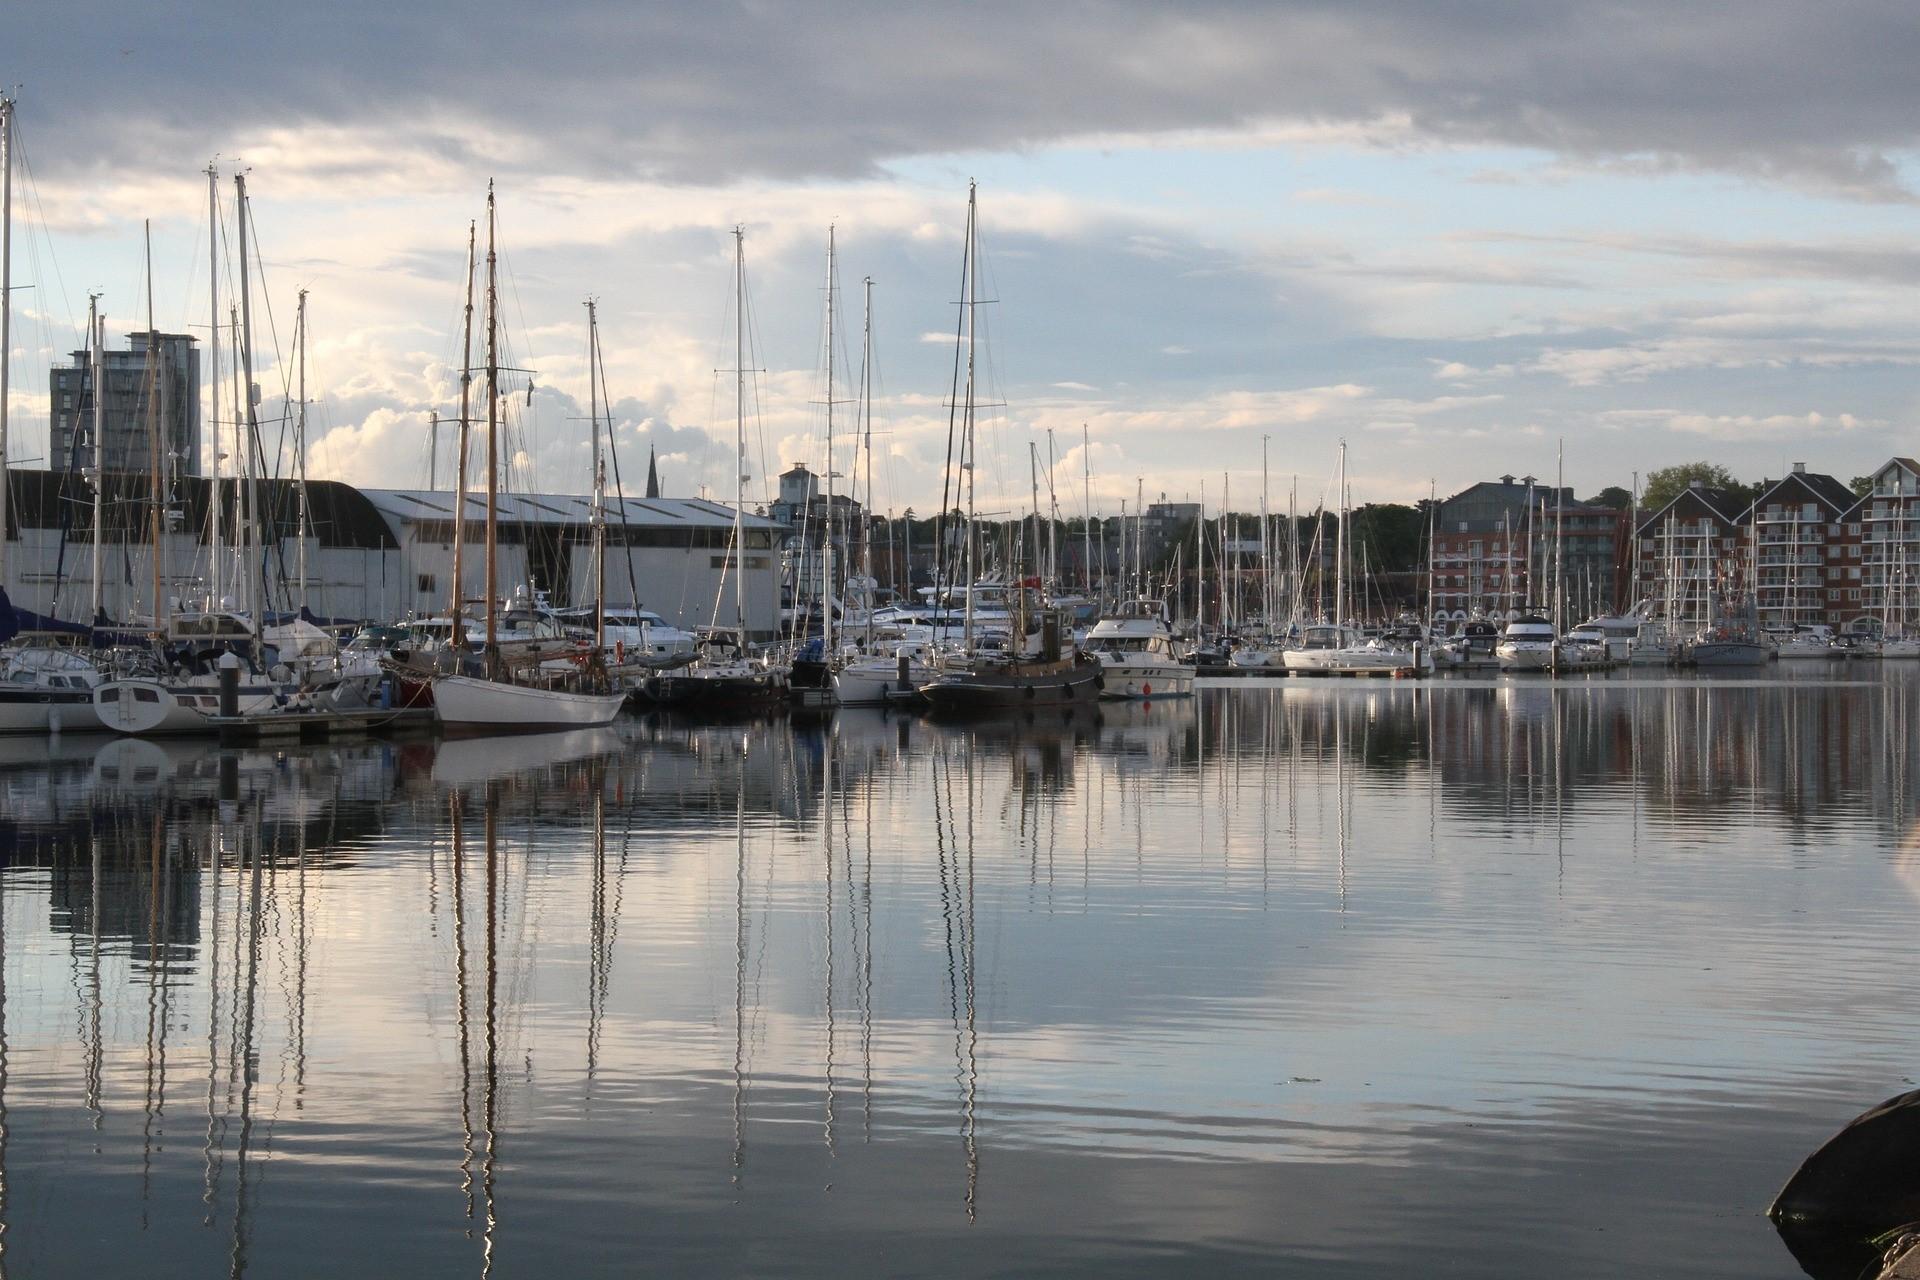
[1,669,1917,1277]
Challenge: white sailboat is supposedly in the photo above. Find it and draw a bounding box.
[432,186,624,732]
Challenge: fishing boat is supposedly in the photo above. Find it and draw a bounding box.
[1687,589,1773,667]
[429,188,624,732]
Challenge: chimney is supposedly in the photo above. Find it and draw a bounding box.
[1689,478,1704,489]
[1792,461,1806,474]
[1500,474,1515,485]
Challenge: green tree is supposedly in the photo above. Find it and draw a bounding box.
[1850,476,1874,499]
[1583,485,1633,511]
[1641,463,1748,511]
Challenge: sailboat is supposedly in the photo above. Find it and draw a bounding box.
[94,195,285,735]
[431,186,626,731]
[918,183,1102,712]
[647,226,789,711]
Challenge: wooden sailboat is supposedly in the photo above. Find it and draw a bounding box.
[918,183,1100,712]
[432,186,625,731]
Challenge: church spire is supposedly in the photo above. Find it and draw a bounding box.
[645,444,660,499]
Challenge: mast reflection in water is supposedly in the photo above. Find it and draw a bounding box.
[0,673,1913,1276]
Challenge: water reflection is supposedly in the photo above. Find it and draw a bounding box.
[0,677,1912,1275]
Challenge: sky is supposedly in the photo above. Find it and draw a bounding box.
[5,1,1920,517]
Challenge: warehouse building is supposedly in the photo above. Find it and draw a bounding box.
[0,469,783,636]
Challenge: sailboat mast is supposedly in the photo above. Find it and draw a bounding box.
[1081,423,1092,598]
[207,163,222,608]
[1335,443,1347,626]
[823,227,836,656]
[860,275,874,648]
[235,174,261,638]
[295,289,310,602]
[144,222,165,634]
[484,185,500,663]
[89,296,104,619]
[733,225,747,634]
[961,183,979,650]
[451,220,476,650]
[0,96,11,592]
[587,300,607,652]
[1046,428,1059,588]
[1553,440,1565,632]
[1197,479,1206,636]
[1261,436,1270,629]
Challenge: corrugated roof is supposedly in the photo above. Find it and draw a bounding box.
[2,468,397,549]
[363,488,784,531]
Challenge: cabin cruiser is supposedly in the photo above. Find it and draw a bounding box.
[1082,612,1194,699]
[1436,619,1502,670]
[1495,616,1557,672]
[833,637,937,705]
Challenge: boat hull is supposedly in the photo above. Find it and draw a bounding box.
[432,675,627,730]
[833,658,932,706]
[94,679,281,736]
[0,687,102,735]
[647,670,790,711]
[920,657,1102,712]
[1495,643,1556,672]
[1689,641,1773,667]
[1095,657,1194,699]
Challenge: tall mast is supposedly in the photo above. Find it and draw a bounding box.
[1081,423,1092,598]
[0,96,12,591]
[1197,479,1206,636]
[1335,443,1348,627]
[144,222,165,633]
[1553,440,1565,632]
[1046,428,1059,588]
[450,220,476,650]
[822,227,837,656]
[1261,436,1270,629]
[961,183,979,649]
[89,296,104,620]
[235,173,260,637]
[1426,479,1437,632]
[732,225,747,634]
[587,299,606,653]
[295,289,311,602]
[484,184,500,664]
[860,275,875,648]
[207,163,222,608]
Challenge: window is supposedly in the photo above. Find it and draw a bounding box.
[417,573,437,594]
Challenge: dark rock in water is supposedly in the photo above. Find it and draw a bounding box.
[1772,1089,1920,1278]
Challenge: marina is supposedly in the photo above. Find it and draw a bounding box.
[5,5,1920,1273]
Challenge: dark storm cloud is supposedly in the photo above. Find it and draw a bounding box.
[10,1,1920,197]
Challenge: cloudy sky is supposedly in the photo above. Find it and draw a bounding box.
[6,1,1920,515]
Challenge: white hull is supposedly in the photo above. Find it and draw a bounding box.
[94,678,281,736]
[833,658,933,705]
[1096,657,1194,699]
[1496,642,1556,672]
[0,690,102,734]
[432,674,626,729]
[1283,647,1422,674]
[1228,648,1282,669]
